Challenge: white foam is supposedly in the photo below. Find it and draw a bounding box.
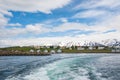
[24,67,50,80]
[5,55,109,80]
[73,76,90,80]
[78,68,88,75]
[5,57,90,80]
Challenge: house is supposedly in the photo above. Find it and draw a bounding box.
[57,49,62,53]
[40,46,44,48]
[98,47,105,50]
[116,49,120,52]
[37,50,41,53]
[60,46,66,49]
[114,46,120,49]
[111,49,116,52]
[53,46,57,49]
[34,46,40,49]
[30,49,34,53]
[88,46,93,50]
[69,47,72,50]
[43,49,48,53]
[46,46,50,48]
[77,47,85,50]
[111,49,120,52]
[50,50,55,54]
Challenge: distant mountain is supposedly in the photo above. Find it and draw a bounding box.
[101,39,120,47]
[56,39,120,47]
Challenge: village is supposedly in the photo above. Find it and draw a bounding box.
[0,44,120,56]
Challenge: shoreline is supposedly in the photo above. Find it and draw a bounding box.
[0,52,120,56]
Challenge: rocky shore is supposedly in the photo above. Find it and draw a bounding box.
[0,50,51,56]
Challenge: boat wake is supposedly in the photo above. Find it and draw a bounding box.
[5,55,107,80]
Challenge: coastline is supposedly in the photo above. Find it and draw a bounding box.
[0,52,119,56]
[0,46,120,56]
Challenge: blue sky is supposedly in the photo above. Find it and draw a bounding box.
[0,0,120,47]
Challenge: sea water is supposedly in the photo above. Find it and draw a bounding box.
[0,53,120,80]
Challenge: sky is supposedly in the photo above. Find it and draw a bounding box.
[0,0,120,47]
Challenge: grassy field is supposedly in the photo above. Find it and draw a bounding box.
[62,49,111,53]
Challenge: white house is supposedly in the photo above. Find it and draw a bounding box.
[116,49,120,52]
[69,47,72,50]
[98,47,105,50]
[30,49,34,53]
[111,49,120,52]
[53,46,57,49]
[114,46,120,49]
[111,49,116,52]
[46,46,50,48]
[34,46,40,49]
[77,47,85,50]
[50,50,55,54]
[88,46,93,50]
[116,47,120,52]
[37,50,41,53]
[44,49,48,53]
[57,49,62,53]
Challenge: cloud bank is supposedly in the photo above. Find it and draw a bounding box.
[0,0,120,47]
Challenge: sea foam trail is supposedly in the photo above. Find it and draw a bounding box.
[22,58,90,80]
[5,56,106,80]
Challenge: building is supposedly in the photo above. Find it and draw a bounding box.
[37,50,41,53]
[98,47,105,50]
[53,46,58,49]
[111,48,120,53]
[111,49,116,52]
[57,49,62,53]
[69,47,72,50]
[30,49,34,53]
[77,47,85,50]
[114,46,120,49]
[43,49,48,53]
[50,50,55,54]
[116,49,120,52]
[60,46,66,49]
[34,46,40,49]
[46,46,50,48]
[88,46,93,50]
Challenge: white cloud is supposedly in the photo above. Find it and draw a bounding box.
[0,0,120,47]
[75,31,120,42]
[102,15,120,31]
[0,24,50,38]
[0,0,71,28]
[0,9,13,16]
[74,0,120,10]
[60,18,68,23]
[1,13,120,39]
[0,31,120,47]
[73,0,120,19]
[0,13,8,27]
[91,0,120,9]
[0,28,26,38]
[0,8,13,28]
[0,0,71,14]
[53,22,88,32]
[7,23,22,27]
[26,24,51,34]
[73,10,108,18]
[0,18,120,47]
